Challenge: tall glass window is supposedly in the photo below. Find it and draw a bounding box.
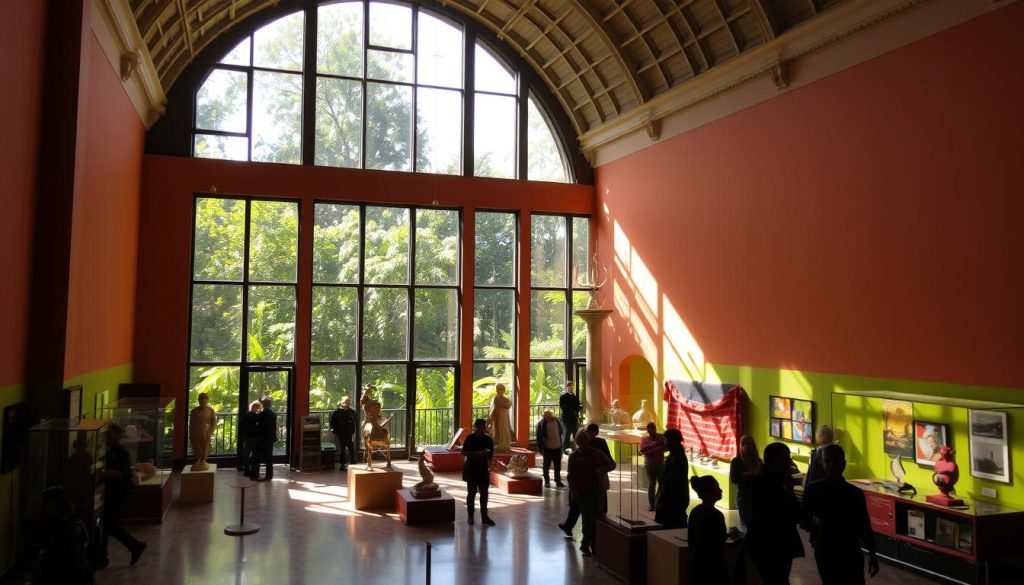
[473,211,517,425]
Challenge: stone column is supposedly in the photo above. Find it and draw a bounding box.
[573,308,613,423]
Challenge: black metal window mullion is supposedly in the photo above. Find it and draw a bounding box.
[301,2,318,166]
[360,2,370,171]
[240,201,253,411]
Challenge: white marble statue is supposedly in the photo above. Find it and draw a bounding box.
[632,399,655,430]
[189,392,216,471]
[488,383,515,452]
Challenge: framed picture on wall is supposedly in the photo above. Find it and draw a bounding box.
[64,385,82,423]
[768,395,815,445]
[913,420,949,467]
[94,390,110,420]
[969,410,1010,483]
[1,402,29,474]
[882,399,914,458]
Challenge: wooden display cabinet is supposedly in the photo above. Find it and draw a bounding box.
[855,481,1024,584]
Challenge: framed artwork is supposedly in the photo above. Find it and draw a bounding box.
[1,402,29,474]
[968,410,1010,483]
[64,385,82,422]
[935,517,959,549]
[94,390,110,420]
[768,395,815,445]
[913,421,949,467]
[957,522,974,554]
[882,399,914,458]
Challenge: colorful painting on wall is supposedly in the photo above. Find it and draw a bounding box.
[913,421,949,467]
[882,399,914,458]
[769,395,815,445]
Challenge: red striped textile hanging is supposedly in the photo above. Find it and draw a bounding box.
[663,380,746,460]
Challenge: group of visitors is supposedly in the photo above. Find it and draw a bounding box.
[238,397,278,480]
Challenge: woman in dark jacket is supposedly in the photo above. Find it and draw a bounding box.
[654,428,689,528]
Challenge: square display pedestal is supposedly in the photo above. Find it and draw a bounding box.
[180,463,217,504]
[348,467,403,509]
[647,528,687,584]
[493,447,536,468]
[490,472,542,495]
[423,447,464,472]
[596,518,660,584]
[395,489,455,525]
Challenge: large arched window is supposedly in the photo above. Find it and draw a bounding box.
[190,1,572,182]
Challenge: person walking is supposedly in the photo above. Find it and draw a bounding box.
[99,424,146,568]
[729,434,762,534]
[567,429,615,556]
[255,396,277,480]
[559,381,581,452]
[803,444,879,585]
[559,422,613,537]
[462,419,495,526]
[535,410,565,488]
[239,400,261,477]
[640,422,665,511]
[745,442,804,585]
[330,397,357,471]
[654,428,689,529]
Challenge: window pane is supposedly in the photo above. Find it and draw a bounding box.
[473,289,514,359]
[315,77,362,168]
[364,206,409,284]
[367,49,414,83]
[253,12,304,72]
[474,44,515,94]
[415,209,458,285]
[474,93,516,178]
[572,291,589,358]
[194,134,249,161]
[317,2,363,77]
[531,215,567,287]
[414,289,458,360]
[474,212,515,286]
[369,2,412,50]
[190,284,242,361]
[310,365,357,412]
[572,216,590,281]
[531,290,566,358]
[366,83,412,171]
[363,287,408,359]
[252,71,302,164]
[196,69,247,132]
[193,198,245,281]
[530,361,565,408]
[313,203,361,284]
[248,201,298,282]
[472,363,513,409]
[418,12,463,89]
[188,365,240,456]
[527,97,568,182]
[247,285,296,362]
[415,366,455,447]
[221,38,251,66]
[311,286,359,361]
[361,364,407,448]
[416,87,462,175]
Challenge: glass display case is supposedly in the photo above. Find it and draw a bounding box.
[604,430,659,530]
[29,418,110,527]
[99,397,176,522]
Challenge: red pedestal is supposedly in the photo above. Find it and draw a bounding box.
[395,489,455,525]
[423,447,464,472]
[926,493,965,507]
[493,447,537,468]
[596,518,657,584]
[490,471,543,494]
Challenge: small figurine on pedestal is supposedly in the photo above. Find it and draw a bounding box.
[632,399,655,430]
[926,445,964,506]
[189,392,216,471]
[411,456,441,498]
[604,399,630,427]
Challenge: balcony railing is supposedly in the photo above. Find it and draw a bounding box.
[206,402,561,456]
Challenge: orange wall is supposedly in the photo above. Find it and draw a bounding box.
[63,32,145,379]
[134,155,594,455]
[595,3,1024,393]
[0,0,46,388]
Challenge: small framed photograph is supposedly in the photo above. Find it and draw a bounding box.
[968,410,1010,483]
[935,517,959,549]
[957,522,973,554]
[791,399,813,423]
[770,418,782,438]
[770,396,791,419]
[883,399,914,458]
[906,509,925,540]
[913,421,949,467]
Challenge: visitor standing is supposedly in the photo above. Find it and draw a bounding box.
[535,410,565,488]
[687,475,740,585]
[729,434,762,534]
[239,400,261,477]
[462,419,496,526]
[255,396,277,480]
[330,397,357,471]
[745,442,804,585]
[640,422,665,511]
[654,428,689,528]
[559,381,581,452]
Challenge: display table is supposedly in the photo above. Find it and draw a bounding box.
[179,463,217,504]
[492,447,536,468]
[490,472,542,495]
[647,528,688,584]
[348,467,403,509]
[123,473,174,522]
[423,447,464,472]
[395,489,455,525]
[595,517,659,584]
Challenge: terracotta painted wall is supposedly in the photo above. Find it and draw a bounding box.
[0,0,46,389]
[134,155,594,457]
[595,2,1024,397]
[63,32,145,381]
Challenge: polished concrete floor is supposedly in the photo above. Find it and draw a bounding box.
[94,461,940,585]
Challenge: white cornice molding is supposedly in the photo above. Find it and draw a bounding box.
[91,0,167,128]
[580,0,1016,166]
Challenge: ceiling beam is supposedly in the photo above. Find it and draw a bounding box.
[564,0,647,105]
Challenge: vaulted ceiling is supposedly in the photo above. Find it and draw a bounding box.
[128,0,843,137]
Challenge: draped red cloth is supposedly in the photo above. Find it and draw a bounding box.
[663,381,746,460]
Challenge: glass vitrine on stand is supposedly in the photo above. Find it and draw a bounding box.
[99,397,176,522]
[29,418,110,531]
[598,430,661,584]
